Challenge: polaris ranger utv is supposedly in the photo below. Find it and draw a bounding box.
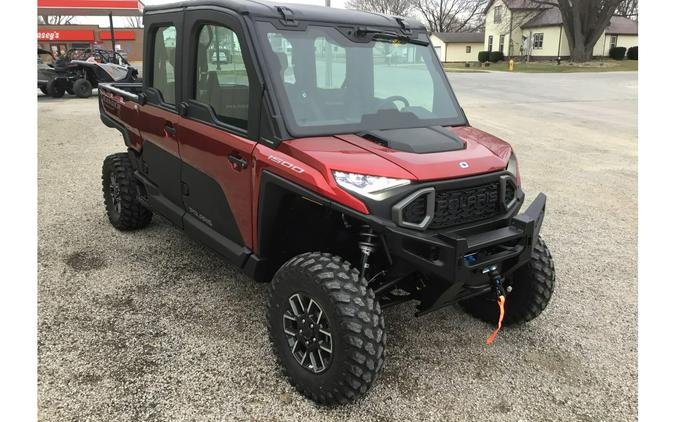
[98,0,555,405]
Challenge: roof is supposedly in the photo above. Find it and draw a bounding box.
[521,7,561,28]
[145,0,426,30]
[484,0,552,14]
[522,8,638,35]
[432,32,485,43]
[606,16,638,35]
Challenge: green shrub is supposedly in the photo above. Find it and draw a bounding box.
[478,51,490,63]
[626,46,638,60]
[609,46,627,60]
[488,51,505,63]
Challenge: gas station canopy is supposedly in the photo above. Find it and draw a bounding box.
[38,0,144,51]
[37,0,144,17]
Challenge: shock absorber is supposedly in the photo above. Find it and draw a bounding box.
[358,225,378,281]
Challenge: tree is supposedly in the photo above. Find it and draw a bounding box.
[38,15,75,25]
[345,0,414,16]
[616,0,638,20]
[125,16,143,28]
[413,0,488,33]
[535,0,623,62]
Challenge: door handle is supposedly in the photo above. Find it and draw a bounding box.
[164,123,176,137]
[228,154,248,170]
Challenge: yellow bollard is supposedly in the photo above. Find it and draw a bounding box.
[509,59,514,71]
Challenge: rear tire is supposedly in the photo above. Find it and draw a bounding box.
[460,236,555,326]
[102,153,152,230]
[72,78,93,98]
[46,79,65,98]
[267,252,385,405]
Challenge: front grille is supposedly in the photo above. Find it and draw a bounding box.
[403,182,501,230]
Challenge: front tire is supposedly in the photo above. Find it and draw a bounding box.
[102,153,152,230]
[267,252,385,405]
[461,236,555,326]
[72,78,93,98]
[46,79,65,98]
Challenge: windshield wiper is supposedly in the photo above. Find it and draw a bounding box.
[355,26,429,47]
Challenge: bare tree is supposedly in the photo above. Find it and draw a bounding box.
[534,0,622,62]
[414,0,487,33]
[125,16,143,28]
[38,15,75,25]
[616,0,638,20]
[345,0,414,16]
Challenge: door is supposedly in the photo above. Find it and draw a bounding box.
[137,13,185,227]
[175,10,261,264]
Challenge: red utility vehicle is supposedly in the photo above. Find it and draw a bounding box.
[99,0,555,405]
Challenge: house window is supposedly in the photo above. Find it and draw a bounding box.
[488,35,493,52]
[533,33,544,49]
[494,5,502,23]
[466,45,472,53]
[499,35,505,53]
[610,35,618,49]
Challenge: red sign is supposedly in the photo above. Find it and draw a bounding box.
[37,0,143,16]
[99,31,135,41]
[37,29,95,42]
[38,0,141,10]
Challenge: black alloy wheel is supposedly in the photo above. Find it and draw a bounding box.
[283,292,333,374]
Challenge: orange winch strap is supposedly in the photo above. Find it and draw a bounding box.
[486,295,506,345]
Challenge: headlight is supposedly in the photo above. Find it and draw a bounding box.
[506,152,519,177]
[333,171,410,198]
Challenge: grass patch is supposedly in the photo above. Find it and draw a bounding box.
[443,60,638,73]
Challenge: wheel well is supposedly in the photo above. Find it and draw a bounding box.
[258,188,361,282]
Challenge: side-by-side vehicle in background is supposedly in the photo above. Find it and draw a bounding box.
[39,48,139,98]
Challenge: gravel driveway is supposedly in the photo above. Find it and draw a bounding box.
[38,71,637,421]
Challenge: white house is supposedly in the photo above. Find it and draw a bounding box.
[430,32,485,62]
[483,0,638,59]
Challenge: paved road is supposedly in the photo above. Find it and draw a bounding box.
[38,71,637,421]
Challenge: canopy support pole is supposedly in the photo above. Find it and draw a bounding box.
[109,12,116,52]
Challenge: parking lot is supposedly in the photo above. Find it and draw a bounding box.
[38,71,637,421]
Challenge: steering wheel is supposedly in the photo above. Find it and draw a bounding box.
[375,95,410,111]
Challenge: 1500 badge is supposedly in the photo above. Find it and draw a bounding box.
[268,155,305,174]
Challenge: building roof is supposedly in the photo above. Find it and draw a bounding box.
[432,32,485,43]
[606,16,639,35]
[522,7,638,35]
[146,0,426,30]
[484,0,553,14]
[521,6,561,28]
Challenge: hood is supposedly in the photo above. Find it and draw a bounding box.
[335,126,512,181]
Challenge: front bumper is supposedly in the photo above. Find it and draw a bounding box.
[382,193,547,315]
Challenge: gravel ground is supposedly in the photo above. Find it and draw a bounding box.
[38,72,637,421]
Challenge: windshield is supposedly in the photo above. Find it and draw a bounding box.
[257,22,464,137]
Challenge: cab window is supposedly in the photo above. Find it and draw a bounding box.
[194,24,250,131]
[151,26,177,105]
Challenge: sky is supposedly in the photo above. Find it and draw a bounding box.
[71,0,347,27]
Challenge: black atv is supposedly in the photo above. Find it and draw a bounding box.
[37,48,67,98]
[42,48,140,99]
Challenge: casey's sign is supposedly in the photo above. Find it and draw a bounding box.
[37,29,95,42]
